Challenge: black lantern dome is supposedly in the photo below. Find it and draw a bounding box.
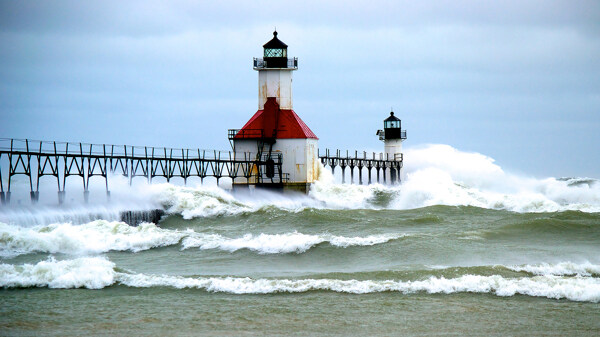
[263,31,288,68]
[382,111,406,140]
[384,111,401,129]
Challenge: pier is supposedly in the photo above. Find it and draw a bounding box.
[319,149,403,185]
[0,138,404,205]
[0,138,285,205]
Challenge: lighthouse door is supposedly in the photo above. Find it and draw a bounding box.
[265,158,275,178]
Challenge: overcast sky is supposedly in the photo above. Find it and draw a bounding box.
[0,0,598,178]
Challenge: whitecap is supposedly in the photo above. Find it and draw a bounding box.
[3,258,599,302]
[507,262,600,277]
[0,221,402,257]
[182,232,404,254]
[117,274,600,302]
[0,220,189,257]
[0,256,116,289]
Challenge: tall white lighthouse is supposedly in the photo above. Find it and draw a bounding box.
[257,31,294,110]
[377,111,407,183]
[230,31,319,193]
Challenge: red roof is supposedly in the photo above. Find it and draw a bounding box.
[235,98,318,140]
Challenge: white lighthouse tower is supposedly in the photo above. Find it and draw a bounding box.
[229,31,319,193]
[377,111,407,183]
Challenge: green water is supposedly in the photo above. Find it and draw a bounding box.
[2,288,599,336]
[1,205,599,336]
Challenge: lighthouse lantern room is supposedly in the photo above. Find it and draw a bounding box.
[230,31,318,193]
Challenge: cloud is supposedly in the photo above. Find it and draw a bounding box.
[0,1,599,177]
[1,1,599,35]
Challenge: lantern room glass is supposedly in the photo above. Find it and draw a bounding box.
[264,48,287,58]
[384,120,399,129]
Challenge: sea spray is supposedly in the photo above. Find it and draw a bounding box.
[309,145,600,213]
[310,165,389,209]
[397,144,600,212]
[2,145,597,223]
[145,183,251,218]
[0,205,122,227]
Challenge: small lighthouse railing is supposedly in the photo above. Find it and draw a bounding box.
[377,130,407,141]
[253,57,298,69]
[228,129,264,140]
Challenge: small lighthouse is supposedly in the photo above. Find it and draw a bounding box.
[377,110,407,183]
[229,31,319,193]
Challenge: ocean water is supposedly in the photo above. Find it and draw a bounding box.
[1,145,599,336]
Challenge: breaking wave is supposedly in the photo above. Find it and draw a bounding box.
[2,257,599,302]
[0,257,116,289]
[507,262,600,277]
[119,274,600,303]
[1,145,597,226]
[0,221,402,257]
[136,144,600,216]
[181,231,404,254]
[311,144,600,213]
[0,221,187,258]
[147,184,252,219]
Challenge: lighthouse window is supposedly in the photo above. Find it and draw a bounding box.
[385,121,399,129]
[264,48,287,57]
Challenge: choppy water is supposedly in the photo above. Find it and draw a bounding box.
[1,145,599,336]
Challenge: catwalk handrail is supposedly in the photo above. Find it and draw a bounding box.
[0,138,241,159]
[318,148,403,162]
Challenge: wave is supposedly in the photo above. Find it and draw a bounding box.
[2,258,599,302]
[2,145,598,226]
[507,262,600,277]
[146,145,600,216]
[148,184,252,219]
[0,220,188,258]
[312,145,600,213]
[473,211,600,240]
[0,221,402,257]
[118,274,600,303]
[181,231,404,254]
[0,257,116,289]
